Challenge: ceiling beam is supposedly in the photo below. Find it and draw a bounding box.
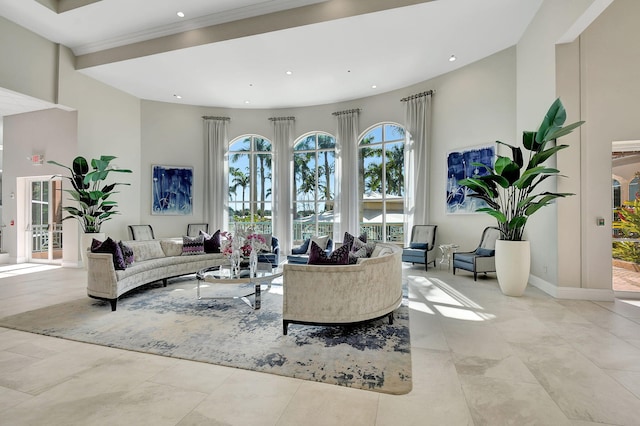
[35,0,102,14]
[75,0,435,69]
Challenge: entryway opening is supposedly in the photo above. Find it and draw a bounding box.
[25,177,63,264]
[612,140,640,295]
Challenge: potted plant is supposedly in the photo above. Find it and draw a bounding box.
[48,155,132,262]
[458,98,584,296]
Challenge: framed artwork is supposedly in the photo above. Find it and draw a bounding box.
[446,144,495,214]
[151,165,193,215]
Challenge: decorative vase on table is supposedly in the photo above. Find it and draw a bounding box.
[495,240,530,297]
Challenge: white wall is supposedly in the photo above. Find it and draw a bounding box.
[0,17,58,104]
[517,0,603,293]
[57,46,141,244]
[2,108,77,264]
[139,47,517,250]
[575,0,640,292]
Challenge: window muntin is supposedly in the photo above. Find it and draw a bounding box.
[293,132,336,242]
[359,123,405,243]
[228,135,272,234]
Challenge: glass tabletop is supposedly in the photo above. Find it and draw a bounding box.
[196,262,283,283]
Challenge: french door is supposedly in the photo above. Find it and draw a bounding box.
[27,178,63,264]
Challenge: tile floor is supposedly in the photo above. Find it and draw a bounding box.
[1,263,640,425]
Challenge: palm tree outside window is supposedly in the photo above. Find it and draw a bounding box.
[292,132,336,242]
[228,135,272,234]
[359,123,406,243]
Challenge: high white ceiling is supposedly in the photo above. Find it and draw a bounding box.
[0,0,545,115]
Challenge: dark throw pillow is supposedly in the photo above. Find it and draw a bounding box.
[308,241,350,265]
[118,241,134,266]
[182,235,205,255]
[201,229,221,253]
[91,237,127,270]
[343,232,368,252]
[475,247,495,257]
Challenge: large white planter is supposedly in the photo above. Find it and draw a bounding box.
[81,232,105,268]
[495,240,530,297]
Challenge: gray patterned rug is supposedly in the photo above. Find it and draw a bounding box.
[0,276,412,394]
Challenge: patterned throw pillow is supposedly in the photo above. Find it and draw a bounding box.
[182,235,205,255]
[91,237,127,270]
[348,246,368,264]
[308,241,350,265]
[118,241,135,266]
[343,232,368,252]
[201,229,221,253]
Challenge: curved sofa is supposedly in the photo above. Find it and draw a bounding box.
[87,238,227,311]
[282,243,402,335]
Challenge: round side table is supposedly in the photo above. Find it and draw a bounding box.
[438,244,459,270]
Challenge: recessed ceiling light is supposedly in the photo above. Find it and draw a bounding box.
[244,100,250,104]
[173,94,182,99]
[177,11,185,18]
[371,85,377,89]
[285,71,292,75]
[449,55,457,62]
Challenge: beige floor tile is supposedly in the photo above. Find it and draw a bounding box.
[190,368,301,426]
[460,374,572,426]
[277,380,379,426]
[512,341,640,425]
[0,385,31,413]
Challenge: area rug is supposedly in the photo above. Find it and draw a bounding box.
[0,277,412,394]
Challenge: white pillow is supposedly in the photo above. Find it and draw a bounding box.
[371,245,393,258]
[306,235,329,254]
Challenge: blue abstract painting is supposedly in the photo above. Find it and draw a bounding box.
[446,145,495,214]
[152,165,193,215]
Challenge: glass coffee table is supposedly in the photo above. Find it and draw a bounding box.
[195,262,283,310]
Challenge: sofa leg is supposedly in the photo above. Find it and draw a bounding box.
[453,267,456,275]
[162,278,167,287]
[473,272,478,281]
[283,321,289,335]
[109,299,117,311]
[388,312,394,325]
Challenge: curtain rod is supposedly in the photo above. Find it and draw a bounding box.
[332,108,361,116]
[269,116,295,121]
[400,90,435,102]
[202,116,231,121]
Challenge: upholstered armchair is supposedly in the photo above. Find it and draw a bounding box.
[287,237,333,264]
[186,223,209,237]
[127,225,155,240]
[402,225,438,270]
[452,227,501,280]
[256,236,280,267]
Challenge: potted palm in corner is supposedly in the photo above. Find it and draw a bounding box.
[458,98,584,296]
[48,155,132,263]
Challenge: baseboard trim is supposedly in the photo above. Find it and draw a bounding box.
[528,274,615,301]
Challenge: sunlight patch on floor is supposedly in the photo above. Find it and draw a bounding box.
[0,263,61,279]
[407,274,495,321]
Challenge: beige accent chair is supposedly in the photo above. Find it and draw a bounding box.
[452,227,501,280]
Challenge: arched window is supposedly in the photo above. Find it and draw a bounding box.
[292,132,336,242]
[612,179,621,208]
[359,123,405,242]
[228,135,272,233]
[630,176,640,201]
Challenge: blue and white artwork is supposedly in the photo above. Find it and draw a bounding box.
[152,165,193,215]
[446,145,495,214]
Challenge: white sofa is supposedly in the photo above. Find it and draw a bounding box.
[87,238,227,311]
[282,243,403,335]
